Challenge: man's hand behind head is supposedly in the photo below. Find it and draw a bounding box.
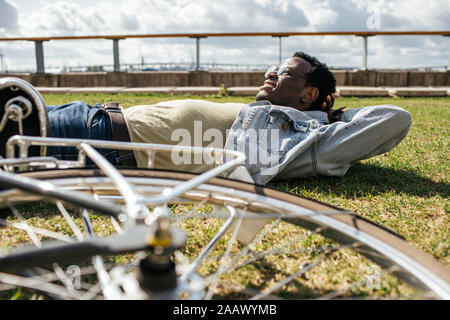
[321,93,335,113]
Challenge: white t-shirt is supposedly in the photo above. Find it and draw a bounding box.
[123,99,245,172]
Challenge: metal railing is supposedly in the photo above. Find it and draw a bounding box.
[0,31,449,73]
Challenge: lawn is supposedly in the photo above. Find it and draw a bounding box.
[1,93,448,299]
[40,93,449,267]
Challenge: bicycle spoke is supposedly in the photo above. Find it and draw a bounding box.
[210,226,323,278]
[215,282,284,300]
[7,203,42,248]
[0,272,78,299]
[81,209,94,236]
[317,265,398,300]
[32,266,98,294]
[56,201,84,241]
[240,218,281,257]
[80,208,120,299]
[110,217,123,233]
[250,244,351,300]
[170,199,208,221]
[0,268,101,297]
[33,264,113,281]
[93,191,123,234]
[205,206,244,300]
[181,209,237,280]
[250,258,324,300]
[0,217,74,243]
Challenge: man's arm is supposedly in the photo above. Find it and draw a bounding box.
[279,95,412,179]
[317,96,412,176]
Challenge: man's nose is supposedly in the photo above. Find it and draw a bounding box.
[267,71,278,81]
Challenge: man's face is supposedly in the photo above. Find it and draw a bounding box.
[255,57,313,111]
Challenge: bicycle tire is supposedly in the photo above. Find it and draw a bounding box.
[0,168,449,300]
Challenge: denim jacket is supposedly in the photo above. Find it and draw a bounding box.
[224,101,412,185]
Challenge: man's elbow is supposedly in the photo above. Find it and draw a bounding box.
[385,105,412,131]
[373,104,411,155]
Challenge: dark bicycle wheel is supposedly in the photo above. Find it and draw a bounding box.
[0,168,448,300]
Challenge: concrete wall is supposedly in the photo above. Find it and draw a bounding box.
[1,70,449,87]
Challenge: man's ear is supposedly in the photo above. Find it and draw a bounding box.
[301,87,319,103]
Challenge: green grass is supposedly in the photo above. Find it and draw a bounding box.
[2,93,448,299]
[42,92,257,108]
[40,93,449,266]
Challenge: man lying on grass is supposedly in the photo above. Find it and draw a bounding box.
[0,51,411,184]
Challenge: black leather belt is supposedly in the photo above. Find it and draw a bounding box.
[103,102,137,167]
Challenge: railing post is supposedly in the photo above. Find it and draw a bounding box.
[0,50,4,73]
[112,38,121,72]
[446,35,450,71]
[362,36,368,71]
[33,40,46,73]
[272,35,289,64]
[356,35,374,71]
[196,37,200,71]
[189,36,207,71]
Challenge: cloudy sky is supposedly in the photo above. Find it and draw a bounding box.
[0,0,449,72]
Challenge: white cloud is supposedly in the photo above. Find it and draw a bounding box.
[383,0,450,29]
[0,0,448,72]
[0,0,19,30]
[120,13,140,31]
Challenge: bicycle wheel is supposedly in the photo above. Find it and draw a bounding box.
[0,168,448,300]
